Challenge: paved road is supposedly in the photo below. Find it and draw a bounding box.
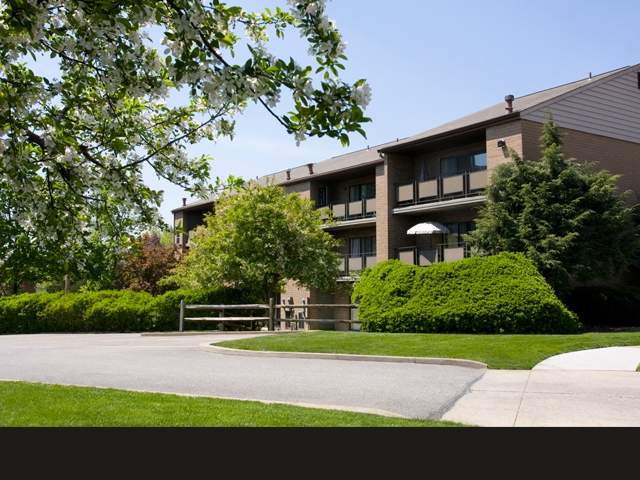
[0,333,483,419]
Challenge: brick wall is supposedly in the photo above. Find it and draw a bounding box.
[521,119,640,203]
[308,286,353,331]
[284,181,312,199]
[377,154,414,261]
[486,121,523,170]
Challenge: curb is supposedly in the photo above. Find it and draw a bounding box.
[141,331,291,338]
[206,343,487,370]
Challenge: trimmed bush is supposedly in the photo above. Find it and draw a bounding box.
[0,288,259,334]
[85,291,155,332]
[41,291,124,332]
[0,292,63,334]
[353,253,581,334]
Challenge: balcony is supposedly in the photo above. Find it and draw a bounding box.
[397,243,469,266]
[396,170,488,208]
[338,254,378,277]
[330,198,376,221]
[320,198,376,229]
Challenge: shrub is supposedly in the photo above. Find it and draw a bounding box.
[41,291,124,332]
[0,292,63,334]
[564,286,640,328]
[353,253,580,334]
[0,288,259,334]
[85,291,155,332]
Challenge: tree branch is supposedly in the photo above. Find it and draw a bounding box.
[163,0,293,132]
[116,109,226,171]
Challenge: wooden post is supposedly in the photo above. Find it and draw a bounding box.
[179,300,185,332]
[268,298,275,332]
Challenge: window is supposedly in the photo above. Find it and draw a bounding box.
[349,183,375,202]
[440,151,487,177]
[440,156,464,177]
[471,153,487,171]
[349,236,376,256]
[362,236,376,255]
[444,222,475,247]
[317,186,328,207]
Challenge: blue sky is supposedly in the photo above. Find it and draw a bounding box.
[144,0,637,220]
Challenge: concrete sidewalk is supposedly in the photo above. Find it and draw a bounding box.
[443,347,640,427]
[534,346,640,371]
[443,369,640,427]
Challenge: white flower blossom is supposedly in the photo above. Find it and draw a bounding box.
[352,82,372,108]
[294,130,306,146]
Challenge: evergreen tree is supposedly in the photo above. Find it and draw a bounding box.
[467,120,640,293]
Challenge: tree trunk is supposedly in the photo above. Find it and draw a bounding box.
[64,274,70,294]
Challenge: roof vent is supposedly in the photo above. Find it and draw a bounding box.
[504,94,515,113]
[307,163,314,175]
[286,169,291,181]
[182,198,187,207]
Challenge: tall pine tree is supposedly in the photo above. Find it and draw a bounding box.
[467,120,640,293]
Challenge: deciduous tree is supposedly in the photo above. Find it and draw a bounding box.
[166,182,340,301]
[118,232,179,295]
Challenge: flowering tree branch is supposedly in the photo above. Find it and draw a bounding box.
[0,0,371,285]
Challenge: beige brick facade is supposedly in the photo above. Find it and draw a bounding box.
[521,120,640,203]
[486,121,524,170]
[377,154,414,261]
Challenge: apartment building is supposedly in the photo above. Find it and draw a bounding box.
[173,64,640,328]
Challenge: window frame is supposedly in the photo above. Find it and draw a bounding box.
[439,151,487,177]
[317,186,328,207]
[349,182,376,202]
[349,236,376,257]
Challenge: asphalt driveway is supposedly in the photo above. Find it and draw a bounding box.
[0,333,483,419]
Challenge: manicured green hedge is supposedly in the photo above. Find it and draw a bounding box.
[352,253,581,334]
[0,288,257,334]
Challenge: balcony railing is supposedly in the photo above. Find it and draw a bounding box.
[397,243,469,266]
[338,254,378,276]
[320,198,376,222]
[395,170,488,207]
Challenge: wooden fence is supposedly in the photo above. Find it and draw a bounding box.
[178,299,359,332]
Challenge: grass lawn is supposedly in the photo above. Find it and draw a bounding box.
[217,331,640,370]
[0,381,459,427]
